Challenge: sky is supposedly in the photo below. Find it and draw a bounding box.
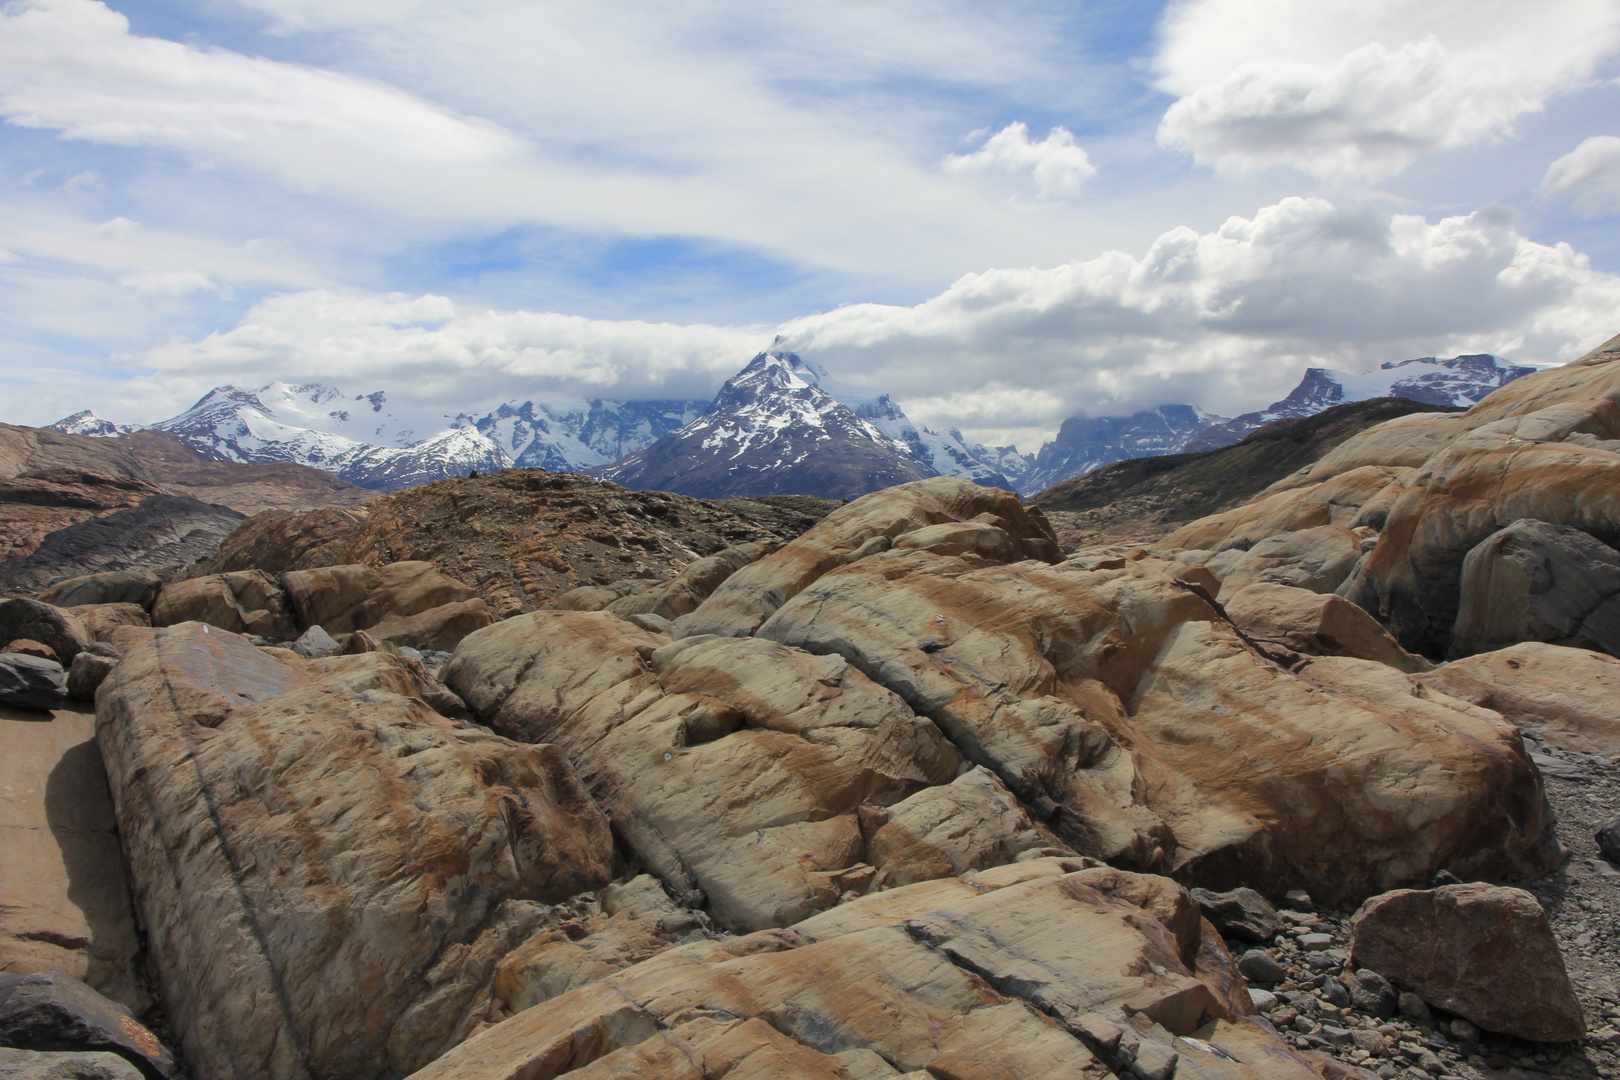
[2,0,1619,452]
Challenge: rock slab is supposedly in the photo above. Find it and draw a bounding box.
[0,970,172,1079]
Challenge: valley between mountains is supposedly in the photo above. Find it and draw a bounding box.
[2,334,1619,1080]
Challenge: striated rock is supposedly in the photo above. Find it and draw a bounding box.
[1222,583,1429,672]
[0,654,67,712]
[0,1048,144,1080]
[199,506,368,576]
[753,544,1553,903]
[1201,525,1364,601]
[0,971,173,1079]
[446,613,961,931]
[602,543,768,622]
[865,766,1068,890]
[150,570,298,640]
[1349,883,1585,1042]
[38,572,161,612]
[1450,518,1620,657]
[682,476,1062,639]
[0,598,89,665]
[0,705,146,1012]
[97,624,617,1080]
[1417,641,1620,756]
[1188,887,1283,943]
[0,496,246,598]
[63,606,149,642]
[411,866,1319,1080]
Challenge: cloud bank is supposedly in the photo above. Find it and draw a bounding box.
[1154,0,1620,180]
[1544,135,1620,217]
[943,123,1097,199]
[42,197,1615,453]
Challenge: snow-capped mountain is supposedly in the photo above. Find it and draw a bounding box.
[144,381,707,491]
[47,410,136,438]
[593,351,948,499]
[1020,405,1223,495]
[1183,353,1534,452]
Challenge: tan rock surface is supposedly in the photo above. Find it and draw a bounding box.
[682,476,1062,639]
[150,570,298,640]
[1200,525,1364,601]
[601,543,767,622]
[65,605,150,641]
[755,548,1553,902]
[1417,642,1620,756]
[1222,583,1429,672]
[410,867,1319,1080]
[445,612,960,931]
[96,624,616,1080]
[0,703,146,1014]
[1349,883,1585,1042]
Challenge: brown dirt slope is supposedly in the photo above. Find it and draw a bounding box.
[206,467,840,617]
[122,430,373,515]
[1030,398,1459,547]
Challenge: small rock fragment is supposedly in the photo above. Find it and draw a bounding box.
[1596,814,1620,863]
[1190,886,1285,942]
[1284,889,1315,911]
[1238,949,1285,983]
[1346,968,1397,1018]
[1396,992,1430,1021]
[66,651,117,702]
[290,624,341,658]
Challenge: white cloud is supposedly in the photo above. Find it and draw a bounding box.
[944,122,1097,198]
[15,196,1614,451]
[1154,0,1620,181]
[1543,135,1620,216]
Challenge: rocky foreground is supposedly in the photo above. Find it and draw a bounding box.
[1,332,1619,1080]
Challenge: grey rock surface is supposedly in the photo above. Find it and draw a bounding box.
[64,653,115,703]
[1191,886,1284,942]
[1452,518,1620,658]
[0,654,66,712]
[0,971,173,1079]
[0,599,88,666]
[0,1048,144,1080]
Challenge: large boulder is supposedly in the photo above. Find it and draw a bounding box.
[0,706,145,1012]
[96,624,616,1080]
[680,476,1062,639]
[0,970,173,1079]
[1449,518,1620,658]
[1349,884,1585,1042]
[1417,642,1620,756]
[149,570,297,641]
[0,654,67,712]
[1222,583,1429,672]
[445,613,961,931]
[0,598,89,665]
[64,605,149,642]
[752,546,1554,903]
[279,561,492,649]
[37,572,162,613]
[412,866,1320,1080]
[1201,525,1364,601]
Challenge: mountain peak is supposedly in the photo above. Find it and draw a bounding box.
[47,410,136,438]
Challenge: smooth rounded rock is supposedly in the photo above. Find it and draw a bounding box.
[0,653,67,712]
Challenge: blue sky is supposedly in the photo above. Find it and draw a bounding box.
[2,0,1619,450]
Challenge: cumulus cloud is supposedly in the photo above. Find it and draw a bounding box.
[943,122,1097,198]
[28,196,1612,451]
[1543,135,1620,216]
[1154,0,1620,180]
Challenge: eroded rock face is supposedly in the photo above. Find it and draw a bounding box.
[96,624,616,1080]
[279,561,486,640]
[0,598,89,665]
[752,547,1554,903]
[410,865,1318,1080]
[150,570,298,641]
[1222,583,1429,673]
[1450,518,1620,658]
[680,476,1062,639]
[1349,884,1585,1042]
[1417,642,1620,756]
[38,571,161,612]
[446,612,961,931]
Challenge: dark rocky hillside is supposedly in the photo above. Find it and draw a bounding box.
[1032,397,1458,547]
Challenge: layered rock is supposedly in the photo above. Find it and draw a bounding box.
[412,864,1318,1080]
[1416,642,1620,757]
[1222,583,1428,673]
[1450,518,1620,657]
[445,613,961,931]
[96,625,616,1080]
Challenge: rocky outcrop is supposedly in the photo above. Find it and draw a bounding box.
[0,1047,146,1079]
[0,705,146,1011]
[1417,642,1620,756]
[96,625,616,1080]
[1450,518,1620,657]
[205,470,837,617]
[0,599,89,665]
[0,654,67,711]
[63,606,149,642]
[38,572,161,611]
[413,863,1318,1080]
[279,561,491,649]
[445,613,961,931]
[681,476,1063,639]
[1349,884,1585,1042]
[0,497,246,597]
[1222,583,1429,672]
[150,570,298,640]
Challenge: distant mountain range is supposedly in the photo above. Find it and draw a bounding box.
[49,351,1536,499]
